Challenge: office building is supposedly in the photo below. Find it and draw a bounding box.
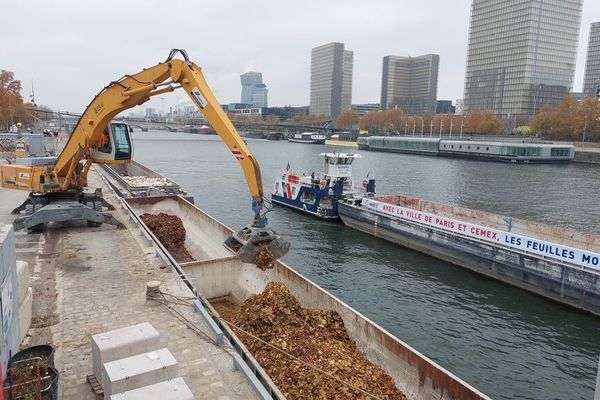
[240,72,268,108]
[380,54,439,115]
[463,0,582,119]
[310,42,353,118]
[583,22,600,98]
[436,100,455,114]
[351,103,380,117]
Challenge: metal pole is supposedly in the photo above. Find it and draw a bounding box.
[582,116,588,145]
[449,118,453,138]
[421,118,424,136]
[439,121,443,137]
[430,120,433,137]
[404,120,408,135]
[460,117,464,138]
[412,119,416,136]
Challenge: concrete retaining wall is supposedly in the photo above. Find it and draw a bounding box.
[0,224,21,378]
[339,203,600,317]
[574,150,600,165]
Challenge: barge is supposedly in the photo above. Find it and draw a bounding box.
[357,136,575,163]
[339,195,600,316]
[288,132,326,144]
[122,194,491,400]
[98,160,187,198]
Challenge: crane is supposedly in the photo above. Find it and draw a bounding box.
[0,49,289,264]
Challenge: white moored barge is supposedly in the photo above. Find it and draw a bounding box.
[338,194,600,316]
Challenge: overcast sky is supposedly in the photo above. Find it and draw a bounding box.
[1,0,599,115]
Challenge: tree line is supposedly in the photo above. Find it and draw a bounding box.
[335,108,504,136]
[334,95,600,141]
[0,70,31,129]
[530,96,600,142]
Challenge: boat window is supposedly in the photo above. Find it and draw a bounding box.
[477,146,480,150]
[451,145,454,149]
[468,146,471,150]
[551,147,570,157]
[459,145,462,149]
[301,191,316,205]
[292,187,297,197]
[486,147,489,151]
[443,144,446,148]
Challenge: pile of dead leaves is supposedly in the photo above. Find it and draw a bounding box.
[255,247,275,270]
[140,212,194,263]
[230,282,407,400]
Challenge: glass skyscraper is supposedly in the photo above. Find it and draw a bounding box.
[240,72,268,108]
[583,22,600,98]
[380,54,439,115]
[463,0,582,119]
[310,42,353,118]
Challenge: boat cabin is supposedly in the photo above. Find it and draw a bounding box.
[321,152,361,179]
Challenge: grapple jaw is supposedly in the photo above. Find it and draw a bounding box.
[224,225,290,269]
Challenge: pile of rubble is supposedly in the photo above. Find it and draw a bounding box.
[122,176,171,188]
[140,212,194,262]
[230,282,406,400]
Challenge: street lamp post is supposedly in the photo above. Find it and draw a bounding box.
[412,118,416,136]
[404,120,408,135]
[460,116,465,138]
[430,120,433,137]
[439,120,443,137]
[449,117,453,138]
[582,116,588,145]
[421,118,424,136]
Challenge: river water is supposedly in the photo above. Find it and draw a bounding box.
[132,130,600,400]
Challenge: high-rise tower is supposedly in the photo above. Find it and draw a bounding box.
[380,54,439,115]
[583,22,600,98]
[463,0,582,119]
[310,42,353,118]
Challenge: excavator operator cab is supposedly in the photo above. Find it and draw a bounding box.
[91,122,133,162]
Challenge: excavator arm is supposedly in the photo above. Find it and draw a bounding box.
[4,49,288,263]
[55,50,265,222]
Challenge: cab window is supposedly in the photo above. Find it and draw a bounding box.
[112,124,132,160]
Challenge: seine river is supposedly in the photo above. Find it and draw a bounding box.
[132,130,600,400]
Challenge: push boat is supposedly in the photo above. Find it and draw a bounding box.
[288,132,326,144]
[271,152,375,220]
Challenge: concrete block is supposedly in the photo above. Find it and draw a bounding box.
[16,260,30,304]
[102,348,178,399]
[109,377,194,400]
[18,287,32,342]
[91,322,160,381]
[0,224,16,281]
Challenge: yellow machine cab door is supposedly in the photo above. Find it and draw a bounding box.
[91,122,133,162]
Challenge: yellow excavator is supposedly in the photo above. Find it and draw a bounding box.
[0,49,289,264]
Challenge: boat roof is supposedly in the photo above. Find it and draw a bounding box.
[320,152,362,159]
